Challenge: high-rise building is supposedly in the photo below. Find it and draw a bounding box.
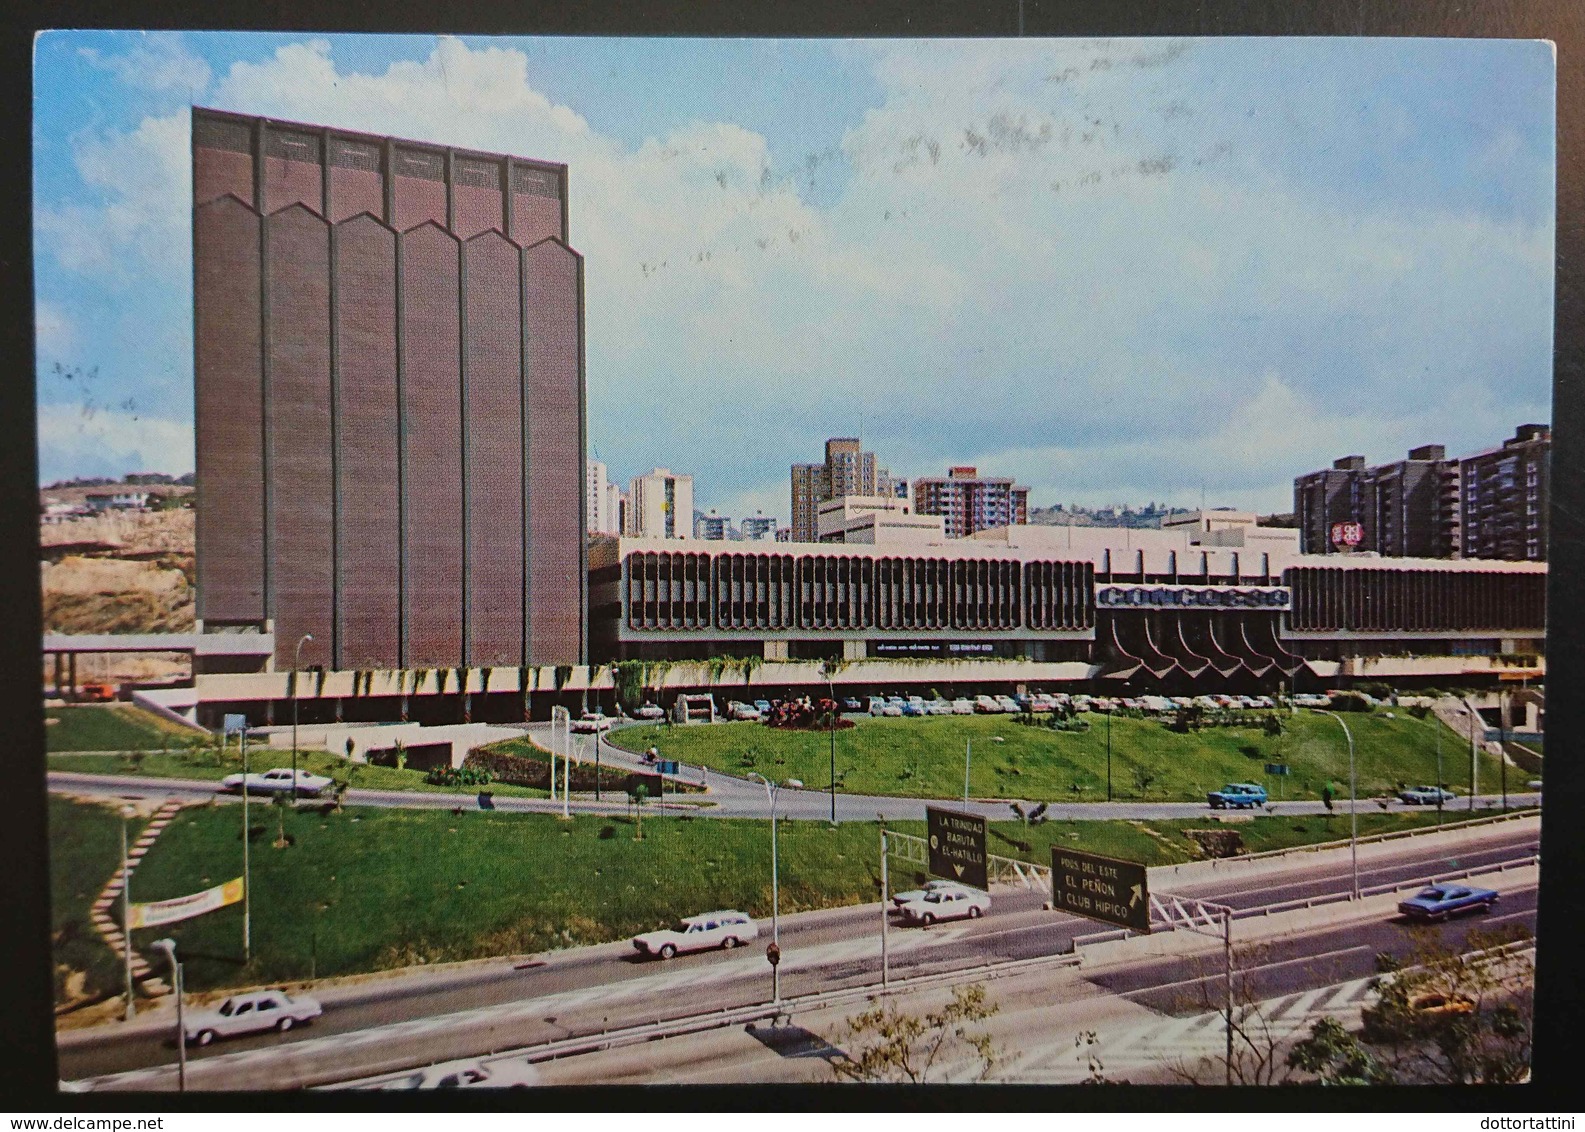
[191,108,585,670]
[1360,445,1461,558]
[626,468,693,539]
[1294,456,1366,554]
[739,511,778,541]
[695,509,730,540]
[790,438,892,541]
[912,466,1029,539]
[587,460,622,536]
[1461,425,1550,561]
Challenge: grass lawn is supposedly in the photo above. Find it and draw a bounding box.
[48,746,552,799]
[44,704,199,752]
[48,796,146,1005]
[95,799,1528,997]
[608,711,1506,804]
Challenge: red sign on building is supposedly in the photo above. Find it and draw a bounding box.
[1331,521,1364,548]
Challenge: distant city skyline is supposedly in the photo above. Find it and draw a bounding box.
[35,33,1554,517]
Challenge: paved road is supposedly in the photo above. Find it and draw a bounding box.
[46,727,1544,826]
[58,818,1538,1087]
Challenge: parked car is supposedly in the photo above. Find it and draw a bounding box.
[632,702,665,721]
[219,768,334,798]
[183,989,323,1046]
[379,1058,541,1090]
[973,695,1001,713]
[1397,883,1499,922]
[728,701,761,721]
[1206,783,1268,809]
[1399,785,1458,805]
[842,697,865,712]
[632,911,759,959]
[994,695,1021,713]
[950,698,975,715]
[896,884,991,926]
[753,700,773,716]
[570,712,616,734]
[927,699,953,715]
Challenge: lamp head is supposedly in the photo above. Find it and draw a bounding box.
[151,938,176,957]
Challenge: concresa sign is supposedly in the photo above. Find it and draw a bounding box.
[926,806,988,890]
[1050,847,1151,932]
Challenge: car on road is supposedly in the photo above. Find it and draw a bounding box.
[379,1058,541,1090]
[632,910,760,959]
[1206,782,1268,809]
[890,877,961,909]
[632,702,666,721]
[570,712,616,734]
[1398,785,1458,805]
[219,767,335,797]
[182,989,323,1046]
[1396,883,1499,922]
[896,884,991,925]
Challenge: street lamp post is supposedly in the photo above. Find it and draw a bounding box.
[150,938,185,1092]
[1462,696,1481,812]
[964,739,972,808]
[822,663,838,827]
[748,773,801,1005]
[1435,710,1443,829]
[241,726,251,960]
[120,803,136,1020]
[1500,690,1509,813]
[291,633,314,801]
[1106,708,1113,802]
[1313,710,1359,900]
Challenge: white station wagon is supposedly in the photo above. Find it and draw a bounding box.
[182,989,323,1045]
[632,910,759,959]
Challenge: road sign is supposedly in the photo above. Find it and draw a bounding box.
[223,714,248,735]
[926,806,987,890]
[1264,763,1291,776]
[766,942,781,967]
[1050,847,1150,932]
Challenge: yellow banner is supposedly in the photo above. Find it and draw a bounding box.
[129,876,244,929]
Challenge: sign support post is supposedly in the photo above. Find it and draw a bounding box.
[225,714,251,962]
[879,823,890,988]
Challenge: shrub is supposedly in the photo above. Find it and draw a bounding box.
[1328,692,1373,713]
[425,765,494,788]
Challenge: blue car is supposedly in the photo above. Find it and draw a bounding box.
[1207,783,1267,809]
[1397,883,1499,922]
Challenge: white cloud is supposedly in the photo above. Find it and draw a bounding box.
[35,301,74,359]
[36,403,194,481]
[37,36,1551,515]
[79,33,211,93]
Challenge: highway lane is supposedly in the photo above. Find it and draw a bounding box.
[58,817,1538,1083]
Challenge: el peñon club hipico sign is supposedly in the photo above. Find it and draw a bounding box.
[1050,847,1151,932]
[926,806,988,890]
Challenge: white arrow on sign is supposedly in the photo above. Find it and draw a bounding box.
[1129,883,1142,908]
[953,864,964,877]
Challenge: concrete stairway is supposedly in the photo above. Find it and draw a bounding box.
[88,799,187,998]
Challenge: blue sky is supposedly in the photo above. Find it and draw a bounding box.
[33,33,1554,517]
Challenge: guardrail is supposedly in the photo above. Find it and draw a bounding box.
[1163,806,1539,875]
[326,948,1086,1089]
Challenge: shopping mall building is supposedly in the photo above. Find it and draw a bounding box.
[588,510,1545,694]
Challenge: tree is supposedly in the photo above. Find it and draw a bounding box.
[1163,941,1294,1086]
[1286,1017,1393,1085]
[1355,926,1533,1085]
[829,984,1007,1084]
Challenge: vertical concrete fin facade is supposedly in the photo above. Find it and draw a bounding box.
[193,108,584,669]
[524,238,585,663]
[193,195,265,622]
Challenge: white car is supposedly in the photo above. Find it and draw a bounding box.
[632,910,760,959]
[379,1058,541,1090]
[570,712,616,734]
[728,702,761,721]
[950,698,975,715]
[896,884,991,925]
[994,695,1020,713]
[890,878,960,909]
[219,767,334,797]
[183,989,323,1046]
[632,702,665,721]
[973,695,1001,713]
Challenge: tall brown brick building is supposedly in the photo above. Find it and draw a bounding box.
[192,108,586,670]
